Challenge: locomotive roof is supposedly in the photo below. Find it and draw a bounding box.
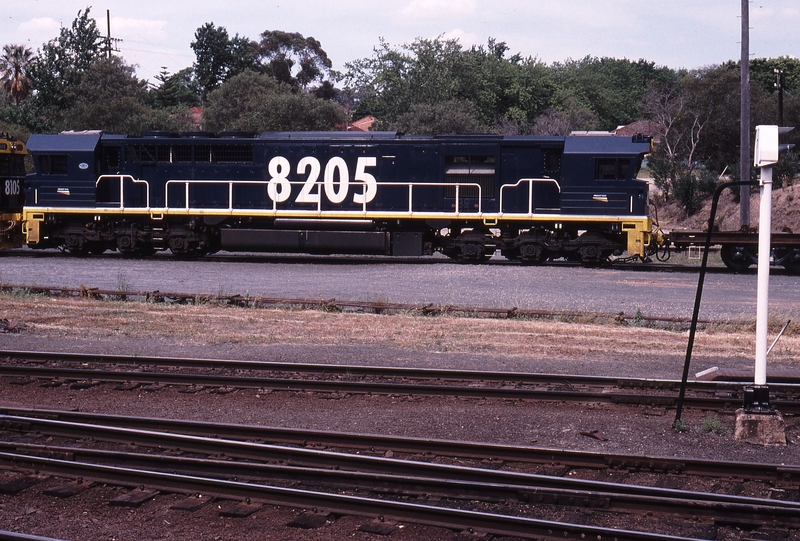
[565,134,652,155]
[24,131,650,156]
[27,132,102,152]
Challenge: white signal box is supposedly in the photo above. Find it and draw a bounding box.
[754,125,794,168]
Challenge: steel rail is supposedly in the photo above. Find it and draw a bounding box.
[0,452,704,541]
[9,349,800,391]
[5,361,800,412]
[0,349,731,389]
[5,413,800,520]
[0,363,758,411]
[3,406,800,488]
[4,441,799,529]
[0,532,69,541]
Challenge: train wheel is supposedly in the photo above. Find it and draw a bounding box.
[719,244,754,271]
[116,235,135,254]
[774,247,800,273]
[65,234,89,255]
[456,241,483,263]
[576,243,613,267]
[518,243,544,265]
[169,236,190,255]
[452,231,494,263]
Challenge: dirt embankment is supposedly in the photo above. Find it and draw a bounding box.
[651,184,800,233]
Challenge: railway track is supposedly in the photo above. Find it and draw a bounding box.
[1,411,798,539]
[7,245,796,275]
[2,350,800,413]
[3,351,799,539]
[3,406,800,488]
[1,245,737,270]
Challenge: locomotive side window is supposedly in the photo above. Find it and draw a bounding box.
[124,143,254,164]
[595,158,630,180]
[195,145,211,162]
[444,155,495,198]
[211,144,253,163]
[173,144,193,162]
[38,155,69,175]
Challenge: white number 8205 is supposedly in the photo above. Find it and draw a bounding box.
[267,156,377,205]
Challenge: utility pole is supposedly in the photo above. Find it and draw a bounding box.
[775,68,785,126]
[107,10,112,59]
[105,10,121,58]
[740,0,751,229]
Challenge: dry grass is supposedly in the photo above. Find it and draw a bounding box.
[2,292,799,367]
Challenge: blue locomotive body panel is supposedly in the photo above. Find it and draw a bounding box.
[21,131,653,263]
[25,131,650,216]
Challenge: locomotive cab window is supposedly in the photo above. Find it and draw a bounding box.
[38,155,69,175]
[595,158,630,181]
[444,155,495,198]
[0,154,26,176]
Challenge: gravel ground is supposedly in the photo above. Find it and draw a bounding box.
[1,294,800,540]
[4,249,800,322]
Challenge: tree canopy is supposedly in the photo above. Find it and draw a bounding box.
[1,7,798,201]
[202,70,345,132]
[0,44,34,107]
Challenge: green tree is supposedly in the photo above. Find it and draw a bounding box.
[643,72,720,213]
[0,44,34,107]
[29,8,102,110]
[687,63,741,175]
[258,30,335,89]
[529,97,600,135]
[202,70,345,132]
[395,100,482,135]
[346,36,555,131]
[191,23,257,101]
[345,37,465,124]
[551,56,676,130]
[750,56,800,97]
[59,56,151,133]
[457,39,554,126]
[149,67,199,109]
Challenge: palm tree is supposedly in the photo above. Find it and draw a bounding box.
[0,44,34,107]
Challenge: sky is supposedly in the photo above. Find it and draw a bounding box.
[3,0,799,85]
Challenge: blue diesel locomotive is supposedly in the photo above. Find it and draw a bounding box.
[0,135,27,251]
[14,130,654,264]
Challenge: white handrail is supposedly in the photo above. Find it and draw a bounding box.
[499,178,561,216]
[161,179,484,215]
[94,176,488,216]
[96,175,151,210]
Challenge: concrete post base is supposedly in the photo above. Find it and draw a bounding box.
[734,408,786,445]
